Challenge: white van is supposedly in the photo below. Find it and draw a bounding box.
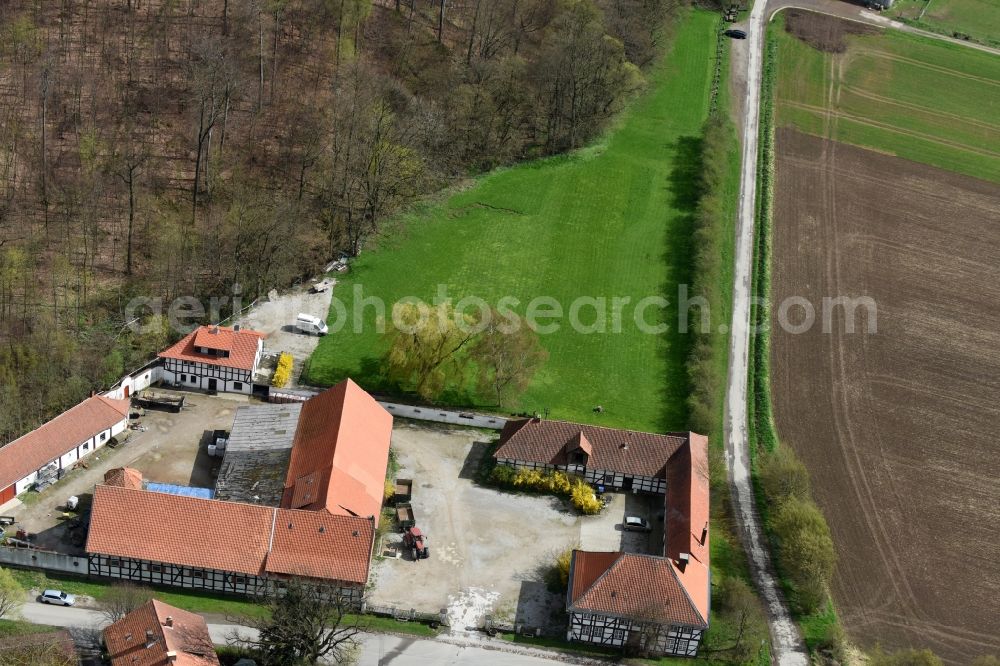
[296,313,328,336]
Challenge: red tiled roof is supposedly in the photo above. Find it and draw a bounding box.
[0,394,130,490]
[104,599,219,666]
[87,485,274,576]
[568,551,708,628]
[569,551,620,604]
[281,379,393,523]
[158,325,264,371]
[265,510,374,584]
[105,467,144,490]
[665,433,710,624]
[87,485,374,585]
[494,419,689,478]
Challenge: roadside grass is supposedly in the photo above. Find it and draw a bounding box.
[8,569,441,639]
[305,10,722,433]
[0,618,61,636]
[9,569,267,619]
[773,15,1000,182]
[748,13,846,656]
[887,0,1000,47]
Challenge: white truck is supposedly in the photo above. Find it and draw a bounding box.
[296,313,328,336]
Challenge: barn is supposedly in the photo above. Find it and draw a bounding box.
[0,395,130,506]
[158,325,265,394]
[85,379,393,600]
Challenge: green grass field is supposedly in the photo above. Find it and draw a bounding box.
[888,0,1000,46]
[774,16,1000,182]
[306,10,723,432]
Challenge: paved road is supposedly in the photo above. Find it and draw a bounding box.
[724,2,999,665]
[18,599,572,666]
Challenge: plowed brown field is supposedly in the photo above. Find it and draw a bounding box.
[771,127,1000,662]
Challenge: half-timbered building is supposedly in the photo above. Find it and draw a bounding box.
[158,325,265,394]
[495,419,711,657]
[493,419,703,494]
[85,379,393,602]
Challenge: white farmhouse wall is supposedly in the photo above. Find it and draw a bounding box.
[105,365,163,400]
[15,472,38,495]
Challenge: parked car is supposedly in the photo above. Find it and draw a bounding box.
[725,29,747,39]
[41,590,76,606]
[623,516,652,532]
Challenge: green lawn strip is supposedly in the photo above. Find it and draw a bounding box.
[772,15,1000,183]
[749,17,846,655]
[8,569,440,639]
[0,618,61,636]
[306,9,723,432]
[10,569,266,619]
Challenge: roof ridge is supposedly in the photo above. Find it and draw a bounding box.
[664,555,708,627]
[529,418,690,440]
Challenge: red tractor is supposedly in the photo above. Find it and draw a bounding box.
[402,526,429,561]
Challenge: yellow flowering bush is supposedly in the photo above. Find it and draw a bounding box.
[489,465,599,515]
[271,352,294,388]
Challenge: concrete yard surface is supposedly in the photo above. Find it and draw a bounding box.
[236,284,333,387]
[10,390,245,553]
[370,423,664,636]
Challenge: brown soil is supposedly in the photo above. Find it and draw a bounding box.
[784,9,881,52]
[770,128,1000,664]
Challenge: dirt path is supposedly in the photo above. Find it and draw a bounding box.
[726,1,1000,662]
[724,0,810,663]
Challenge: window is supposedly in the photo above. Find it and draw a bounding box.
[100,432,107,441]
[109,558,121,567]
[82,443,90,451]
[233,382,243,391]
[180,374,187,381]
[144,563,163,573]
[190,570,205,579]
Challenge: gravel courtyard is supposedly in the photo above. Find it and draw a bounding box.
[369,422,664,635]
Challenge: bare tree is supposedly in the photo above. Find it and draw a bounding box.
[98,582,153,624]
[231,579,364,665]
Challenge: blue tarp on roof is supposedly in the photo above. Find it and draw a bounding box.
[145,482,215,500]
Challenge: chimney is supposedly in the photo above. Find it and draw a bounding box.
[700,522,709,546]
[144,630,156,648]
[619,441,629,451]
[233,323,241,332]
[677,552,690,573]
[164,616,173,628]
[166,651,178,662]
[211,326,219,334]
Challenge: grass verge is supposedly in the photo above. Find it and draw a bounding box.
[747,15,845,658]
[8,569,438,638]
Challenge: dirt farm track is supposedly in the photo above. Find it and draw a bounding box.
[770,128,1000,662]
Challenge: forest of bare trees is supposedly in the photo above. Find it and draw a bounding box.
[0,0,680,441]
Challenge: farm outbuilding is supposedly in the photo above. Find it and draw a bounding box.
[0,395,130,506]
[85,379,394,599]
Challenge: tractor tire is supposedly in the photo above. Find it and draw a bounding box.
[422,547,430,559]
[411,547,418,561]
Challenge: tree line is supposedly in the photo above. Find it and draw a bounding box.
[0,0,680,442]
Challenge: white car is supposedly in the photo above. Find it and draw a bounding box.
[41,589,76,606]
